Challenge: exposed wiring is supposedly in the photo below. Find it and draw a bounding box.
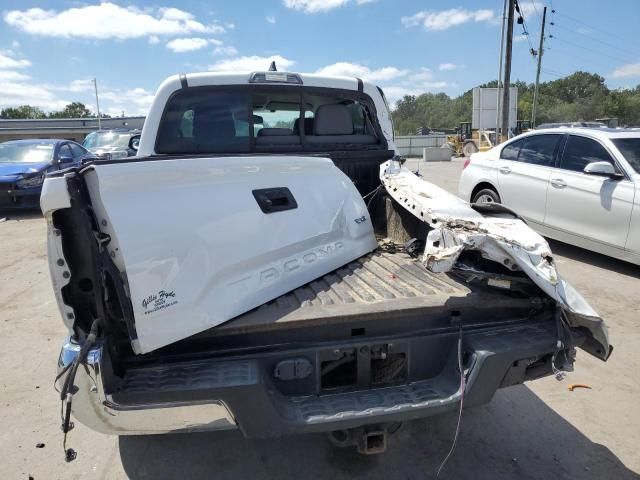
[435,327,466,478]
[58,318,101,462]
[363,184,383,209]
[551,309,576,381]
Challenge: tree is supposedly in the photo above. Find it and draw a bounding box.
[0,105,47,119]
[48,102,93,119]
[391,70,640,134]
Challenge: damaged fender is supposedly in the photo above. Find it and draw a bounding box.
[380,160,611,361]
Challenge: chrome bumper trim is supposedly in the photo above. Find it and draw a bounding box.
[57,338,237,435]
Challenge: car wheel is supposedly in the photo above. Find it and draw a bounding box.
[462,141,478,157]
[472,188,501,204]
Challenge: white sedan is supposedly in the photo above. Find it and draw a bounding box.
[459,127,640,265]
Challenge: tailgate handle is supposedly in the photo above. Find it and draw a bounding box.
[252,187,298,214]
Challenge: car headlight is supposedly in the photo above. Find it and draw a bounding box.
[17,174,45,188]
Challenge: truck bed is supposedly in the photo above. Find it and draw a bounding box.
[203,246,539,337]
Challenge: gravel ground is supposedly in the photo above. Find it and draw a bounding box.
[0,159,638,479]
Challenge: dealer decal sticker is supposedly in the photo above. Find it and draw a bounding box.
[142,290,178,314]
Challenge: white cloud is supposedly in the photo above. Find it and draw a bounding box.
[214,46,238,56]
[519,1,544,18]
[514,34,528,42]
[0,79,70,110]
[0,70,30,82]
[0,57,152,116]
[382,82,450,106]
[266,16,276,24]
[4,3,226,40]
[408,68,433,82]
[283,0,372,13]
[402,8,494,31]
[148,36,160,45]
[438,63,461,71]
[52,79,95,93]
[0,51,30,69]
[166,37,210,53]
[611,63,640,79]
[315,62,408,82]
[208,55,295,72]
[99,87,155,116]
[313,62,452,106]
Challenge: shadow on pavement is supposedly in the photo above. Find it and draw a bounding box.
[547,239,640,280]
[119,385,638,480]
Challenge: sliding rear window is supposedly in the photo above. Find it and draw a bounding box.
[156,90,250,154]
[155,86,384,155]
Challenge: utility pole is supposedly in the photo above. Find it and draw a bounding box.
[92,78,102,130]
[531,6,547,127]
[496,0,508,134]
[500,0,515,140]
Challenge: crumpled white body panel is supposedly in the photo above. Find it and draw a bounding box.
[380,160,609,358]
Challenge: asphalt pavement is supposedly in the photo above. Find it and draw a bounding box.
[1,158,638,479]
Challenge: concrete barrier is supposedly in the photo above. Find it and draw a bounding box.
[422,147,452,162]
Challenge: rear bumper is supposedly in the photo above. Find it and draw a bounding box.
[57,321,578,437]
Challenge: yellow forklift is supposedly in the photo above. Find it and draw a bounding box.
[444,120,532,157]
[444,122,496,157]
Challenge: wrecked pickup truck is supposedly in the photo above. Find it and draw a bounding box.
[44,70,610,457]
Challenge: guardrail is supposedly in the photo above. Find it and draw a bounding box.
[395,135,448,157]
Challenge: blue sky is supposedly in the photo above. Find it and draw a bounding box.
[0,0,639,116]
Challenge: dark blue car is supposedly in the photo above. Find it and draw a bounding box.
[0,139,93,210]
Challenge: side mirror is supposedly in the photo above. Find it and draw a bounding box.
[57,154,73,164]
[583,161,622,179]
[128,135,141,152]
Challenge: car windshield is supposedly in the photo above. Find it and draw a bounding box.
[83,131,132,149]
[612,138,640,173]
[0,142,54,163]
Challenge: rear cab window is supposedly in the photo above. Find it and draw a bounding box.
[154,85,386,155]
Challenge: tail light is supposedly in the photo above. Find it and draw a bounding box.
[463,158,471,169]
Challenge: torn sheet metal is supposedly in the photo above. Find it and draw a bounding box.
[380,160,611,360]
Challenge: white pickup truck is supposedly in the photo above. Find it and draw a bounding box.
[43,70,610,458]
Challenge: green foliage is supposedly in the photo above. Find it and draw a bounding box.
[0,105,47,119]
[391,71,640,135]
[0,102,111,120]
[48,102,93,118]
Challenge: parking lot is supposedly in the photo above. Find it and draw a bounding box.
[1,158,638,480]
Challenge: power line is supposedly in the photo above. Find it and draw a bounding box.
[550,36,629,64]
[542,67,568,78]
[554,10,634,45]
[529,0,540,17]
[547,46,616,70]
[514,0,538,61]
[550,23,637,58]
